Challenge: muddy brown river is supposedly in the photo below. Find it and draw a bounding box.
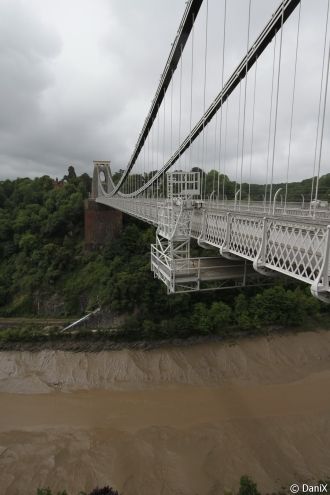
[1,331,330,495]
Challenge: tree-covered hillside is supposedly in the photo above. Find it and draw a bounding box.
[0,168,329,340]
[113,168,330,203]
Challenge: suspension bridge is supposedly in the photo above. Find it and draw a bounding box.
[89,0,330,302]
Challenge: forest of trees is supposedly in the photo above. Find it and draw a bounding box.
[0,168,329,342]
[113,167,330,203]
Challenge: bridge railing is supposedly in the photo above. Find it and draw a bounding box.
[265,220,327,283]
[100,196,330,224]
[210,200,330,219]
[193,210,329,284]
[97,196,330,295]
[100,197,158,225]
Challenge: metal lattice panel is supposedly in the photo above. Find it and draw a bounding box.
[190,210,203,238]
[265,221,328,283]
[229,216,264,260]
[203,212,227,247]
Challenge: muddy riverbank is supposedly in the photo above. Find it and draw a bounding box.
[1,330,330,494]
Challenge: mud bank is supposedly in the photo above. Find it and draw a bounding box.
[0,330,330,494]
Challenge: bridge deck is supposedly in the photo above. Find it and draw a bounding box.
[97,196,330,299]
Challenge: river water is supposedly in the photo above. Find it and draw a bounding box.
[1,331,330,495]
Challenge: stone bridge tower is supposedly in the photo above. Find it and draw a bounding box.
[84,161,123,249]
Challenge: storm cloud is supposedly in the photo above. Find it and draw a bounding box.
[0,0,329,184]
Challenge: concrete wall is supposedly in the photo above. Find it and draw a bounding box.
[84,199,123,249]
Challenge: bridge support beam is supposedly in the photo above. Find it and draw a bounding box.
[84,198,123,249]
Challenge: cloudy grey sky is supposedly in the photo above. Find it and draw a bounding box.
[0,0,329,184]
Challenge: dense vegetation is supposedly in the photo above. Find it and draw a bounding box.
[114,168,330,203]
[36,475,330,495]
[37,487,119,495]
[0,167,91,316]
[0,168,329,342]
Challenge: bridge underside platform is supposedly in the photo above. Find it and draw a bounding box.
[151,246,268,294]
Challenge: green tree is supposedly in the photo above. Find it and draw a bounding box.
[191,302,211,334]
[238,475,261,495]
[209,301,232,332]
[234,293,255,330]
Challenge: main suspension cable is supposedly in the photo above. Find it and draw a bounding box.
[117,0,301,200]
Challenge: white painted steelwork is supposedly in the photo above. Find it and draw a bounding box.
[89,0,330,300]
[96,190,330,300]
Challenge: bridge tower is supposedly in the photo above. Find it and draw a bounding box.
[84,161,123,249]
